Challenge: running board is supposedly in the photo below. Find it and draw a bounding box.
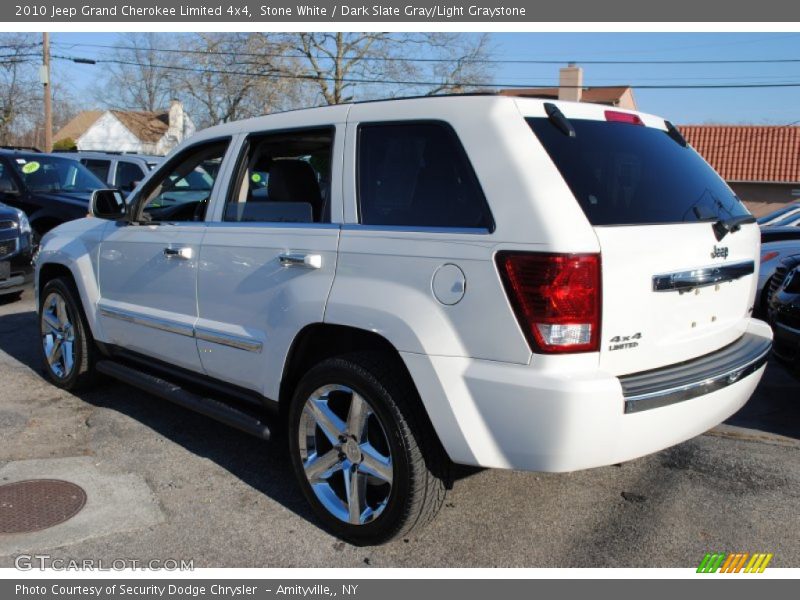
[96,360,271,440]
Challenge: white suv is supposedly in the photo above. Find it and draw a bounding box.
[35,96,772,544]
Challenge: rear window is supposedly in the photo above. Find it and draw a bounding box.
[528,117,750,226]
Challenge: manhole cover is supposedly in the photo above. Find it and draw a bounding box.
[0,479,86,534]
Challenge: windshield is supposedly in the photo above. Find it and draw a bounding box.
[528,117,751,226]
[13,155,105,194]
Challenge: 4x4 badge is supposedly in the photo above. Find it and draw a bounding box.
[711,245,729,259]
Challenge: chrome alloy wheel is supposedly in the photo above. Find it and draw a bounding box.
[298,384,394,525]
[40,292,75,379]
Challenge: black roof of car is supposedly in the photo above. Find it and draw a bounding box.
[761,226,800,244]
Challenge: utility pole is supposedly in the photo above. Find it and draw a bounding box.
[41,32,52,152]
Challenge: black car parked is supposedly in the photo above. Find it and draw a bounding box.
[0,149,106,241]
[768,260,800,374]
[0,201,34,299]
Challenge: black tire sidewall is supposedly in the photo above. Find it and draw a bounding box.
[288,358,413,545]
[38,278,89,389]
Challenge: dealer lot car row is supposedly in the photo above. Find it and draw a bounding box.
[35,95,771,544]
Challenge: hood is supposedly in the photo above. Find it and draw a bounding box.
[0,202,21,220]
[33,191,91,208]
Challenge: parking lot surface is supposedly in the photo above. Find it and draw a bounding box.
[0,290,798,567]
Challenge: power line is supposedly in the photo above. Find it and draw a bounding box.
[51,41,800,66]
[51,54,800,91]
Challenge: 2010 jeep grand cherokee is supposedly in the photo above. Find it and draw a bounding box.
[34,96,772,545]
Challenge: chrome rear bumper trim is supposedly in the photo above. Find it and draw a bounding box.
[621,332,771,413]
[652,260,754,293]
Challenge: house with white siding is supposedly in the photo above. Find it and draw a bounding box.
[54,101,195,156]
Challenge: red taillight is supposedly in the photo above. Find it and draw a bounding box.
[605,110,643,125]
[761,251,779,263]
[496,252,601,354]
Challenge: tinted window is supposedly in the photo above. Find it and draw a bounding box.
[224,128,333,224]
[528,118,750,226]
[115,161,145,191]
[358,122,493,230]
[0,160,19,194]
[81,159,111,182]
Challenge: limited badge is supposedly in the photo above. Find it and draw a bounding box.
[21,161,41,174]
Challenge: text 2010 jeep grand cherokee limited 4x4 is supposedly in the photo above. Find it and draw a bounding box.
[34,96,772,544]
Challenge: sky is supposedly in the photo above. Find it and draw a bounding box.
[47,31,800,125]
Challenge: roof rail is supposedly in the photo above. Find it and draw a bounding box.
[0,145,42,153]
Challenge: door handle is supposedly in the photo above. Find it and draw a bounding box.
[279,252,322,269]
[163,246,193,260]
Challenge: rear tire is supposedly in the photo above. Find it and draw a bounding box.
[288,353,446,545]
[38,277,97,391]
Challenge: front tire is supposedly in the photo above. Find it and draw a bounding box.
[288,353,446,545]
[38,277,97,391]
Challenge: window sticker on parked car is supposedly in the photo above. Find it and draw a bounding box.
[21,161,40,174]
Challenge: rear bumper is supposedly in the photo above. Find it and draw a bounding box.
[402,318,772,472]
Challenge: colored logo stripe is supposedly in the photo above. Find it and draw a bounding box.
[697,552,773,573]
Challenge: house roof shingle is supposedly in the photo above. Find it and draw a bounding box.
[111,111,169,143]
[54,109,170,145]
[679,125,800,184]
[53,110,103,143]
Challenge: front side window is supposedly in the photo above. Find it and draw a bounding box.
[224,128,333,224]
[138,141,229,223]
[0,160,20,194]
[357,122,493,230]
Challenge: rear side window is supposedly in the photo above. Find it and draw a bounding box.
[82,159,111,183]
[358,122,493,231]
[115,161,145,192]
[528,118,750,226]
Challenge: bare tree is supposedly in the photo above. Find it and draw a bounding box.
[100,33,180,112]
[175,33,308,128]
[0,33,40,145]
[279,32,494,105]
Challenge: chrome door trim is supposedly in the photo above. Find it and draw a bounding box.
[652,260,754,293]
[99,305,264,353]
[195,327,263,353]
[98,305,195,338]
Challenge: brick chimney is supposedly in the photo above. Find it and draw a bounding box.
[559,63,583,103]
[167,100,185,142]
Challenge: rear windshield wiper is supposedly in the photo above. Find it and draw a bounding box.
[544,102,576,138]
[713,214,756,241]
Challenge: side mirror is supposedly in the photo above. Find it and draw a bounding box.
[90,189,127,220]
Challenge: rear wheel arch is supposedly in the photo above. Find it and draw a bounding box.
[280,324,410,406]
[279,323,451,463]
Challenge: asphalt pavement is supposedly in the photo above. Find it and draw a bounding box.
[0,289,798,568]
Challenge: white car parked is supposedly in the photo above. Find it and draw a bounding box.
[35,95,772,544]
